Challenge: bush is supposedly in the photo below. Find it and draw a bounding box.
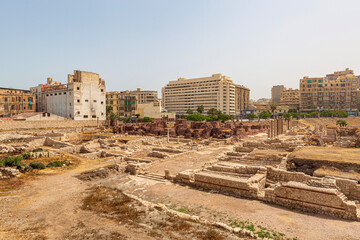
[217,113,232,122]
[23,152,31,159]
[32,148,43,153]
[17,163,33,173]
[3,156,24,167]
[142,117,153,122]
[29,161,46,169]
[185,113,205,121]
[336,119,348,127]
[248,114,258,120]
[47,161,70,168]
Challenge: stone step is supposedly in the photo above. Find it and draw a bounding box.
[137,173,166,182]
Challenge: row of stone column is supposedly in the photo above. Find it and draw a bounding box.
[268,117,285,139]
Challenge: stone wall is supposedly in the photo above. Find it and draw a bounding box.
[0,120,105,130]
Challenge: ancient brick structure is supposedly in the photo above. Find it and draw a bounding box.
[113,119,270,139]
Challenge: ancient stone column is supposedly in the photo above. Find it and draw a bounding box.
[270,120,274,139]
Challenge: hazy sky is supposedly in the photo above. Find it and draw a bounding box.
[1,0,360,100]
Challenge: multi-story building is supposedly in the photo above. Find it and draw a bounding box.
[30,78,64,112]
[280,88,300,110]
[235,85,250,115]
[127,88,158,104]
[300,68,360,113]
[248,104,291,116]
[162,74,249,116]
[106,92,137,117]
[31,70,106,120]
[0,88,36,117]
[271,85,285,104]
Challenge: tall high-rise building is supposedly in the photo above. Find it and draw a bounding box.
[162,74,249,116]
[299,68,360,113]
[271,85,285,104]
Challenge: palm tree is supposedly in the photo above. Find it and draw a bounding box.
[197,105,204,114]
[270,103,277,119]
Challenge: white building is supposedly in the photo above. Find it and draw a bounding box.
[31,70,106,120]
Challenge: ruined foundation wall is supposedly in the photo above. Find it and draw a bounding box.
[265,182,358,220]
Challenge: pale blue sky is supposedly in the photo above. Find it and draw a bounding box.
[1,0,360,99]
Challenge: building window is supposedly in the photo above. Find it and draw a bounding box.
[59,93,62,95]
[84,115,88,118]
[77,87,80,90]
[101,113,104,116]
[93,100,97,102]
[101,89,104,92]
[85,100,89,102]
[77,111,80,114]
[64,92,66,95]
[77,99,80,103]
[101,101,104,104]
[92,115,96,118]
[55,93,57,95]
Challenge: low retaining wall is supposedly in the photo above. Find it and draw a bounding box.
[0,120,105,130]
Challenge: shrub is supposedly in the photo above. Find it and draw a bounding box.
[248,114,258,120]
[3,156,24,167]
[23,152,31,159]
[185,113,205,121]
[47,161,69,168]
[142,117,153,122]
[260,111,271,119]
[217,113,232,122]
[336,119,348,127]
[17,163,33,172]
[32,148,43,153]
[30,161,46,169]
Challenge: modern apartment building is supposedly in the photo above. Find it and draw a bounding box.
[162,74,249,116]
[0,88,36,117]
[106,92,137,117]
[271,85,285,104]
[299,68,360,113]
[280,88,300,110]
[31,70,106,120]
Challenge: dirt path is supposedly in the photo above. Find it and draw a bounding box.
[0,158,155,240]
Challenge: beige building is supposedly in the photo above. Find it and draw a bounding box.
[300,68,360,112]
[127,88,158,104]
[0,88,36,117]
[162,74,249,116]
[106,92,137,117]
[280,88,300,110]
[249,104,291,116]
[271,85,285,104]
[31,70,106,120]
[235,85,250,114]
[136,101,175,119]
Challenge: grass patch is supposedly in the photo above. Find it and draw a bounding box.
[197,229,225,240]
[82,186,140,223]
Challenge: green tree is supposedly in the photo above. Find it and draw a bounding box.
[207,108,221,116]
[248,114,258,121]
[218,113,232,122]
[288,109,298,114]
[186,109,194,115]
[260,111,272,119]
[185,113,206,121]
[106,106,113,119]
[197,105,204,114]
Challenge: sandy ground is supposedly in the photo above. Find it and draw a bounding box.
[1,140,360,240]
